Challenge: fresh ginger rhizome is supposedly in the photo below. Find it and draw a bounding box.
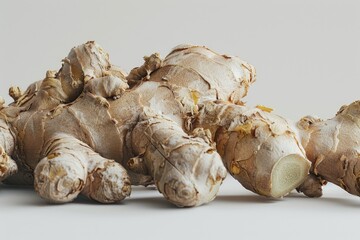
[0,42,359,207]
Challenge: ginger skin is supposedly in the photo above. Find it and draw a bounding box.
[296,102,360,197]
[1,42,253,206]
[0,41,358,207]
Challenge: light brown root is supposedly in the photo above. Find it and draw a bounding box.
[297,101,360,197]
[296,174,324,198]
[82,159,131,203]
[9,86,23,102]
[126,53,162,86]
[196,101,311,198]
[0,119,18,182]
[84,75,129,99]
[34,154,86,203]
[0,148,18,182]
[34,134,131,203]
[131,109,226,207]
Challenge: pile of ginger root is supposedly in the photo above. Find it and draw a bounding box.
[0,41,360,207]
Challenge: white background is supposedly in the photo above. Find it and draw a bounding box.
[1,1,359,239]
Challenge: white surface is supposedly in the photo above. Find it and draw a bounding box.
[1,1,360,239]
[1,178,360,240]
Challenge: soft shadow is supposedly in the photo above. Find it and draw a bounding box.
[0,184,173,208]
[318,197,360,207]
[131,185,157,192]
[0,183,33,191]
[72,195,104,204]
[216,194,279,204]
[0,185,49,206]
[286,193,360,208]
[71,195,183,209]
[127,196,177,209]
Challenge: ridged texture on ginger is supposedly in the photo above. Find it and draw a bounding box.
[297,101,360,197]
[58,41,126,102]
[6,41,357,206]
[196,101,311,197]
[34,134,130,203]
[1,42,131,203]
[143,44,256,106]
[131,109,226,207]
[0,42,257,207]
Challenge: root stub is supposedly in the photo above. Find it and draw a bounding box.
[163,180,198,207]
[82,161,131,203]
[0,154,18,182]
[270,154,311,198]
[34,155,87,203]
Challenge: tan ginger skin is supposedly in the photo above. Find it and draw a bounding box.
[0,41,359,207]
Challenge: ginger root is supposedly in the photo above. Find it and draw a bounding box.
[195,101,311,198]
[1,42,251,206]
[0,41,359,207]
[296,101,360,197]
